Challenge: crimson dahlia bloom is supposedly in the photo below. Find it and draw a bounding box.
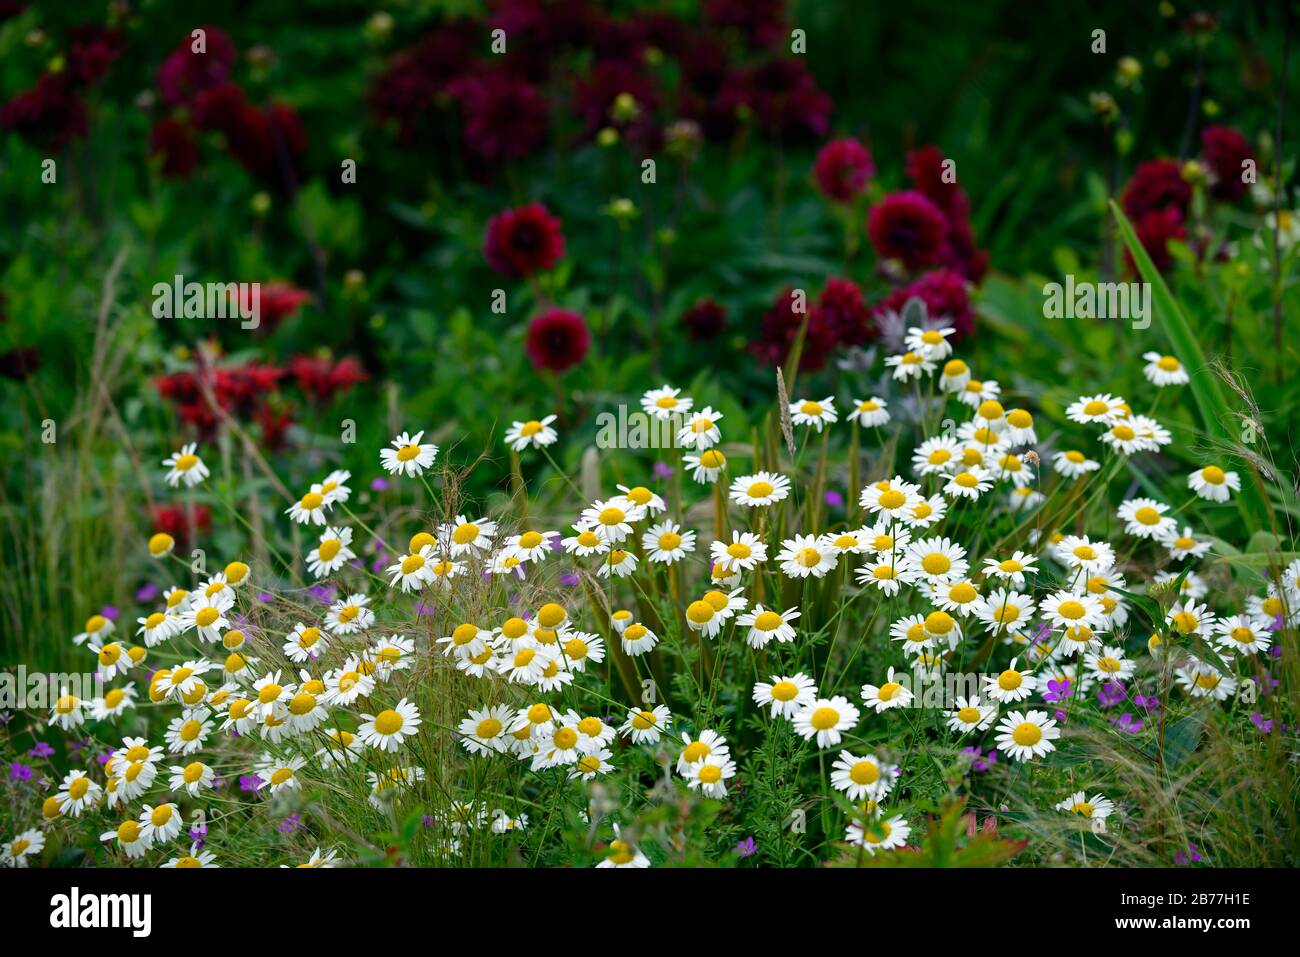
[158,25,237,107]
[288,355,368,403]
[876,268,975,340]
[484,203,566,278]
[751,288,837,371]
[449,69,549,165]
[814,137,874,203]
[815,277,872,347]
[1200,125,1253,203]
[1121,158,1190,220]
[526,308,590,373]
[66,24,125,88]
[867,190,948,272]
[151,119,198,179]
[0,74,87,150]
[681,299,728,342]
[1130,207,1187,273]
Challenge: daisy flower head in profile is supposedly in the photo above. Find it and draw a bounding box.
[596,824,650,868]
[619,621,658,656]
[1066,392,1126,426]
[1055,791,1116,820]
[358,698,422,752]
[939,358,971,392]
[729,471,790,508]
[947,696,997,734]
[1188,464,1240,502]
[162,443,209,488]
[710,529,767,574]
[886,349,936,382]
[994,709,1059,761]
[792,696,860,747]
[861,667,914,713]
[684,587,747,639]
[286,485,332,526]
[777,534,837,579]
[735,604,800,648]
[643,520,696,564]
[3,829,45,867]
[906,325,955,360]
[618,483,666,517]
[955,377,1001,409]
[790,396,837,431]
[752,672,817,718]
[1053,448,1100,479]
[100,818,151,859]
[640,385,692,420]
[684,448,727,484]
[1175,657,1237,700]
[387,545,435,593]
[504,414,558,451]
[1142,352,1190,387]
[620,704,672,744]
[675,729,731,775]
[849,396,890,428]
[380,430,438,477]
[846,813,911,855]
[55,769,101,817]
[504,529,561,564]
[307,526,355,578]
[326,593,375,635]
[831,750,897,802]
[676,406,723,450]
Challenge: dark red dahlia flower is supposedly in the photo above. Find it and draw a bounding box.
[1130,207,1187,273]
[704,0,788,48]
[526,308,590,373]
[1120,158,1190,221]
[66,24,125,88]
[815,277,872,347]
[484,203,566,278]
[876,269,975,340]
[751,288,837,371]
[1200,125,1253,203]
[740,58,832,143]
[151,119,198,179]
[287,355,368,403]
[814,137,875,203]
[681,298,728,342]
[369,21,481,141]
[867,190,949,272]
[158,25,237,107]
[0,74,87,151]
[448,69,549,165]
[190,81,247,137]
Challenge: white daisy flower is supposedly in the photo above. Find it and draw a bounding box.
[993,709,1059,761]
[752,673,817,718]
[380,430,438,476]
[162,443,208,487]
[640,385,692,420]
[1142,352,1190,386]
[729,471,790,507]
[861,667,914,713]
[357,698,422,752]
[307,526,355,578]
[504,414,558,451]
[789,396,837,431]
[848,396,890,427]
[792,696,860,747]
[735,604,800,648]
[947,696,997,734]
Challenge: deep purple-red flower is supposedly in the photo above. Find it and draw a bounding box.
[751,288,837,371]
[813,137,874,202]
[1121,158,1190,221]
[484,203,566,278]
[681,298,728,342]
[448,69,549,165]
[526,308,590,373]
[66,24,125,88]
[158,26,237,107]
[876,268,975,340]
[815,277,872,347]
[867,190,948,271]
[0,73,86,151]
[151,119,198,179]
[1130,207,1187,273]
[1200,125,1253,203]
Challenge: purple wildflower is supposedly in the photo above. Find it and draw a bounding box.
[653,461,674,479]
[370,477,390,492]
[734,836,758,858]
[135,582,160,602]
[1111,712,1143,734]
[1250,712,1275,734]
[1043,676,1073,703]
[1097,681,1126,707]
[100,605,120,620]
[9,762,32,782]
[28,742,55,758]
[824,489,845,508]
[1173,843,1203,866]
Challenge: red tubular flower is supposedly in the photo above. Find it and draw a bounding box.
[681,298,728,342]
[526,308,590,373]
[158,25,237,107]
[255,403,295,451]
[287,355,368,403]
[867,190,949,272]
[151,119,198,178]
[751,288,837,371]
[876,268,975,340]
[815,277,872,347]
[814,137,875,203]
[484,203,566,278]
[1200,125,1253,203]
[1121,158,1190,221]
